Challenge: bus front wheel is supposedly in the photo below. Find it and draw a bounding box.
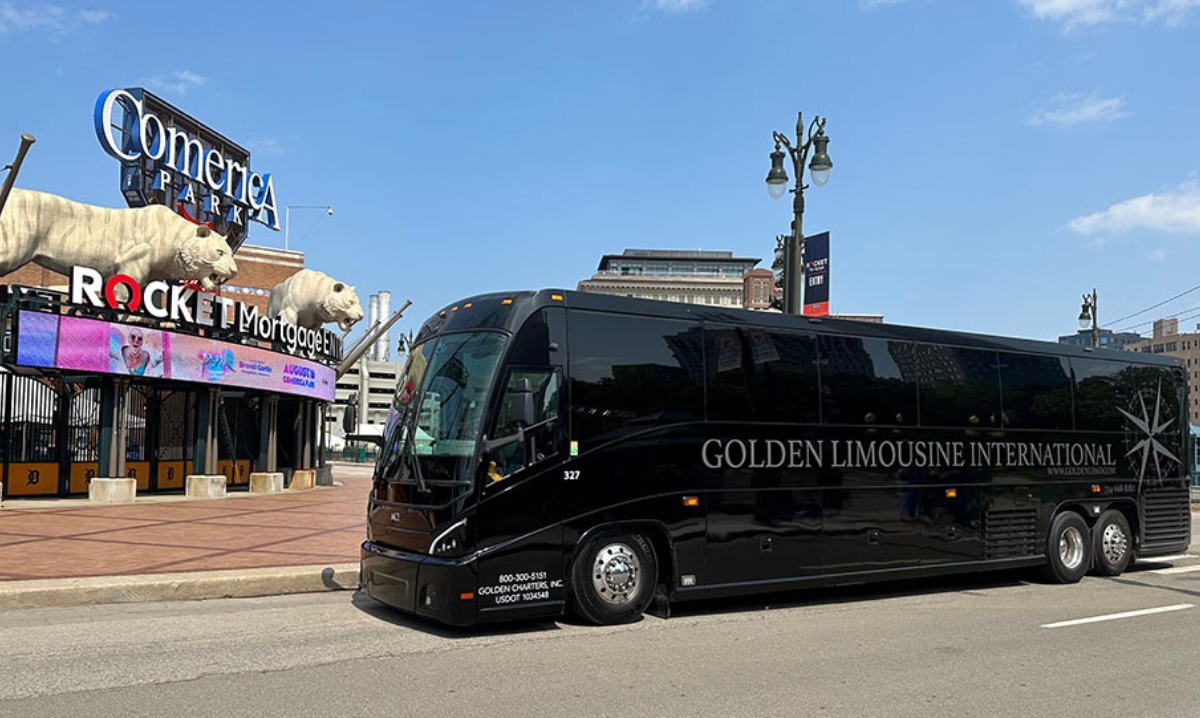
[1091,509,1133,576]
[570,531,658,625]
[1040,511,1091,584]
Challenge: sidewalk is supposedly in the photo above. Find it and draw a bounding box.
[0,465,372,582]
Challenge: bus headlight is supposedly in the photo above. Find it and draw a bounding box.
[430,519,468,558]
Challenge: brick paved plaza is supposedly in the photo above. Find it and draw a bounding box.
[0,467,371,581]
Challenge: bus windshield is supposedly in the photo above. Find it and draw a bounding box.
[376,331,508,486]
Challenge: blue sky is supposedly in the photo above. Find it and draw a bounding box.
[1,0,1197,346]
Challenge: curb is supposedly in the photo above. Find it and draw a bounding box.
[0,563,360,613]
[0,485,332,511]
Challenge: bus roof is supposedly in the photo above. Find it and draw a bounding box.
[419,290,1177,368]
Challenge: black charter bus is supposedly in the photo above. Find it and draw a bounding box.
[360,290,1192,626]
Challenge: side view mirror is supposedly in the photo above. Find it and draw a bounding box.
[511,377,535,428]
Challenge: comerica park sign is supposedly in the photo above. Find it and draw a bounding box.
[93,88,278,250]
[70,266,342,362]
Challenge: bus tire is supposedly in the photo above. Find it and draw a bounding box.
[570,531,657,625]
[1039,511,1091,584]
[1092,509,1133,577]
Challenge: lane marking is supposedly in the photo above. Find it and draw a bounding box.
[1137,554,1195,563]
[1041,604,1194,629]
[1151,565,1200,575]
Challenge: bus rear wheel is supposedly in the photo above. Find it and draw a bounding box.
[1040,511,1091,584]
[570,531,657,625]
[1091,509,1133,576]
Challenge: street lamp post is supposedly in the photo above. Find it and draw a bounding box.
[1079,289,1099,348]
[766,111,833,316]
[283,204,334,251]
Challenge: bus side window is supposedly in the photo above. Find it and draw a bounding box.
[913,346,1002,428]
[1072,358,1177,434]
[489,369,562,481]
[819,336,919,426]
[570,312,704,443]
[706,326,819,424]
[997,352,1072,430]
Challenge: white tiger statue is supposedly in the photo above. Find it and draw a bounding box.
[267,269,364,331]
[0,187,238,291]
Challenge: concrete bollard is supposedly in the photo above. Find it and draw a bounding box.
[186,474,227,500]
[249,472,284,494]
[288,469,316,491]
[89,477,137,504]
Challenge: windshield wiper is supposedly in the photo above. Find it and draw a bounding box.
[393,379,430,493]
[400,412,429,494]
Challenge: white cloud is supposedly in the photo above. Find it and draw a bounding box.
[141,69,209,96]
[1069,180,1200,235]
[1017,0,1131,28]
[1147,247,1168,261]
[1143,0,1200,24]
[0,2,112,34]
[645,0,707,13]
[75,8,110,23]
[1016,0,1200,28]
[248,138,285,156]
[1026,91,1127,127]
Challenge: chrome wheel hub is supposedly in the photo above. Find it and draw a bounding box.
[592,543,641,605]
[1059,526,1085,570]
[1101,522,1128,565]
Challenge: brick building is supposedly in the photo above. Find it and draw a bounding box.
[213,244,305,313]
[743,268,775,309]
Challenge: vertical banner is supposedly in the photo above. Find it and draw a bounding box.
[803,231,830,317]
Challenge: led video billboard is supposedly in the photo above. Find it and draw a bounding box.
[15,311,335,401]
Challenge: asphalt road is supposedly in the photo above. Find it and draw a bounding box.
[0,518,1196,718]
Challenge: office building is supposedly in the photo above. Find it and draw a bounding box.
[577,249,761,307]
[1057,328,1142,351]
[328,355,404,439]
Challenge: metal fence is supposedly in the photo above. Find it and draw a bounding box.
[325,447,379,464]
[0,374,212,497]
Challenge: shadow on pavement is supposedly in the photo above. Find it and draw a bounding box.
[1103,576,1200,599]
[348,560,1197,632]
[349,590,564,639]
[351,570,1036,632]
[660,570,1034,620]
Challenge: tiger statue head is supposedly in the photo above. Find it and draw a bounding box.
[319,281,365,332]
[176,225,238,291]
[268,269,365,331]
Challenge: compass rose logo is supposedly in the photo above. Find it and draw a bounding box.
[1117,380,1180,486]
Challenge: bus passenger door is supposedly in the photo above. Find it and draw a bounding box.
[473,308,569,613]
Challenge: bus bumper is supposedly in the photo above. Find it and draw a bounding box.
[360,541,478,627]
